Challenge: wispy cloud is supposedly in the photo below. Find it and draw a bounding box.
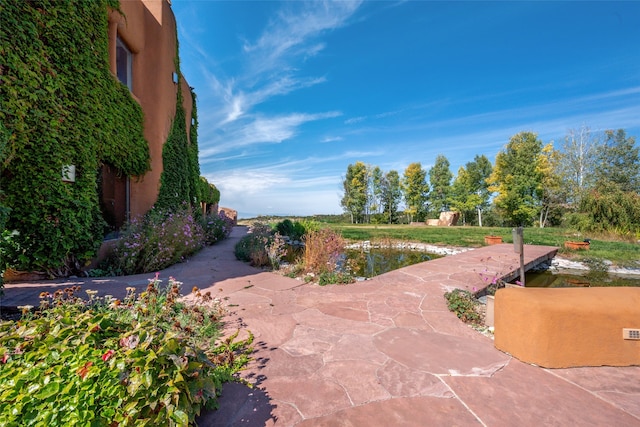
[243,1,363,75]
[183,1,364,163]
[321,136,343,143]
[198,0,363,126]
[200,111,342,159]
[218,75,328,125]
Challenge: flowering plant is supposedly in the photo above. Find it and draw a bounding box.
[0,276,253,425]
[475,255,522,296]
[201,211,234,245]
[109,207,206,275]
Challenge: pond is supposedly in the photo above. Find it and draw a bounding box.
[343,247,443,278]
[339,245,640,287]
[525,270,640,288]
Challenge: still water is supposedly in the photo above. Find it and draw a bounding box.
[525,270,640,288]
[344,247,442,278]
[341,246,640,287]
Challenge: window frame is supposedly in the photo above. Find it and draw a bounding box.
[116,37,133,91]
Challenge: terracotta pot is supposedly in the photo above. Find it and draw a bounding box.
[484,236,503,245]
[564,241,590,250]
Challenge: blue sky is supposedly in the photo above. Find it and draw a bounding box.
[171,1,640,218]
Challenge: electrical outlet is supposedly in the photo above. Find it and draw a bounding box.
[622,329,640,340]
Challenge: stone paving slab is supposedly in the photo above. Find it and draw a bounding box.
[2,227,639,426]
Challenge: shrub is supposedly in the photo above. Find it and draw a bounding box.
[266,233,287,270]
[298,219,321,234]
[0,276,253,426]
[109,207,205,275]
[573,188,640,235]
[234,222,287,268]
[201,212,234,245]
[234,223,270,267]
[303,228,345,275]
[444,289,482,324]
[234,234,264,265]
[274,219,307,242]
[318,271,353,286]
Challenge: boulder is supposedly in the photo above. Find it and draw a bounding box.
[425,211,460,226]
[438,211,459,226]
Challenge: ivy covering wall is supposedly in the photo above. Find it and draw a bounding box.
[191,91,220,207]
[156,81,194,212]
[0,0,150,274]
[156,47,219,212]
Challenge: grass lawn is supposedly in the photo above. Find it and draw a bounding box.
[330,224,640,269]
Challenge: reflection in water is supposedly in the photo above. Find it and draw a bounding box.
[344,247,442,278]
[525,271,640,288]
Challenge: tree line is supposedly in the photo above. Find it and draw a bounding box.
[341,127,640,234]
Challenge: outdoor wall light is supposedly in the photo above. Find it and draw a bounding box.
[172,72,179,84]
[62,165,76,183]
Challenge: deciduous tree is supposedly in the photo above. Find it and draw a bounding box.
[450,166,479,225]
[559,125,599,206]
[450,155,493,226]
[465,155,492,226]
[367,165,383,218]
[402,162,429,222]
[380,170,402,224]
[537,144,563,228]
[594,129,639,193]
[428,155,453,214]
[341,162,369,223]
[488,132,544,226]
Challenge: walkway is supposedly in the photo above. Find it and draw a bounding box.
[2,227,639,426]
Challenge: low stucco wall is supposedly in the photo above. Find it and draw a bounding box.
[494,287,640,368]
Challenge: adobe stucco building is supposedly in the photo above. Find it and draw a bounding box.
[102,0,194,229]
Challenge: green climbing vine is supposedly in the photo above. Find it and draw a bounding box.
[190,89,220,207]
[199,177,221,206]
[156,81,193,212]
[0,0,149,275]
[156,34,219,214]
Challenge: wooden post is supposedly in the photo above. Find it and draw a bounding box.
[512,226,525,286]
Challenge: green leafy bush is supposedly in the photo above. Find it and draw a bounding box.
[0,276,253,426]
[444,289,482,324]
[569,187,640,236]
[234,223,273,267]
[274,219,306,241]
[318,271,354,286]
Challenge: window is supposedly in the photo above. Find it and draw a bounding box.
[116,37,132,91]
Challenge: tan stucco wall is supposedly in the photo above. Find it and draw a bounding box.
[108,0,193,219]
[494,287,640,368]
